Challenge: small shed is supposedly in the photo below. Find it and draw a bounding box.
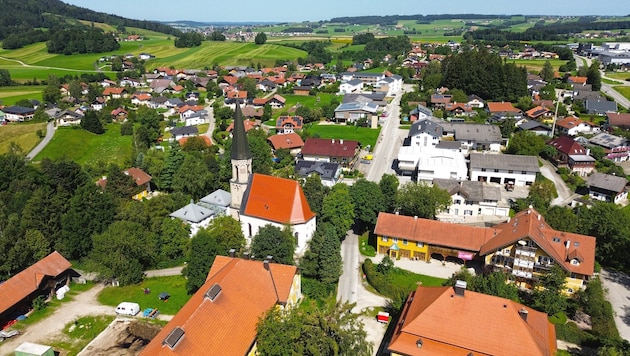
[14,342,55,356]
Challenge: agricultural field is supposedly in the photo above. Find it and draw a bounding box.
[0,122,47,155]
[613,86,630,101]
[605,72,630,81]
[34,124,132,165]
[303,122,380,148]
[506,58,567,73]
[0,85,44,105]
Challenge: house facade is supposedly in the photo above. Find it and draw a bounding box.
[295,160,341,187]
[588,172,628,204]
[301,138,359,167]
[433,179,509,222]
[3,106,35,122]
[548,136,595,177]
[469,153,539,186]
[333,101,378,125]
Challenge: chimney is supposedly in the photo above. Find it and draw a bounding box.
[414,216,418,220]
[266,255,273,262]
[340,139,344,145]
[538,214,541,221]
[243,252,250,260]
[263,259,270,270]
[454,280,467,297]
[228,248,236,258]
[331,139,335,144]
[507,217,511,223]
[519,308,529,322]
[565,240,571,249]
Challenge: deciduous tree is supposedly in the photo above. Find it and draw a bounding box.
[395,182,451,219]
[321,184,355,237]
[350,178,384,228]
[379,174,399,213]
[251,225,295,265]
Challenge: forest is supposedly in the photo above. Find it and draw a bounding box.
[465,20,630,42]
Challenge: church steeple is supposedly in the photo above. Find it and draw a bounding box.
[230,102,252,160]
[229,101,252,218]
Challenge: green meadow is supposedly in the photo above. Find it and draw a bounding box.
[303,122,380,148]
[34,124,132,165]
[0,85,44,105]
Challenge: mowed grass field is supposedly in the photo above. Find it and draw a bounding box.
[34,124,132,165]
[613,86,630,101]
[0,122,47,154]
[506,58,567,73]
[303,122,380,148]
[0,85,44,105]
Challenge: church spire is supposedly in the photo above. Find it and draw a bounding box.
[230,102,252,160]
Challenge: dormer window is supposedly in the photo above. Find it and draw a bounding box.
[571,259,580,265]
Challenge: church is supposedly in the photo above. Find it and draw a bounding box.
[229,103,316,253]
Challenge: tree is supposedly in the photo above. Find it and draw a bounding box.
[207,216,245,256]
[250,225,295,265]
[137,106,162,142]
[80,110,104,134]
[302,174,329,215]
[395,182,451,219]
[237,77,257,99]
[157,218,190,260]
[262,104,272,122]
[254,32,267,45]
[172,154,214,200]
[379,174,399,213]
[587,60,602,91]
[544,206,579,233]
[531,264,568,315]
[350,178,384,229]
[183,227,219,294]
[247,130,272,175]
[321,184,355,238]
[300,223,342,285]
[88,220,156,285]
[444,269,520,302]
[446,88,468,103]
[0,69,12,86]
[42,85,61,104]
[208,31,226,41]
[68,80,82,99]
[256,301,373,356]
[540,60,555,82]
[506,131,546,156]
[577,202,630,270]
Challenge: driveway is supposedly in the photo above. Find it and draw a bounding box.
[539,159,573,206]
[26,121,55,160]
[600,269,630,341]
[0,284,112,355]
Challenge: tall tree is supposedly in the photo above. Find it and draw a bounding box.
[247,130,272,175]
[321,184,355,238]
[80,110,104,134]
[207,215,246,256]
[183,227,219,293]
[350,178,384,229]
[172,154,214,200]
[531,265,568,315]
[379,174,399,213]
[250,225,295,265]
[0,69,12,86]
[587,60,602,91]
[395,182,451,219]
[256,301,373,356]
[540,60,555,82]
[302,174,329,215]
[254,32,267,45]
[157,218,190,260]
[301,223,342,285]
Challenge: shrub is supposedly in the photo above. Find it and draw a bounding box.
[555,322,595,344]
[32,295,47,311]
[302,277,335,299]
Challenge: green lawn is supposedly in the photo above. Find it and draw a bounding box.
[359,233,376,257]
[0,85,44,105]
[506,58,567,73]
[303,122,380,148]
[97,275,190,316]
[0,121,47,154]
[389,267,447,288]
[613,85,630,101]
[34,124,132,165]
[49,315,115,355]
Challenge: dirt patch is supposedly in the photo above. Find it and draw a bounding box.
[78,319,162,356]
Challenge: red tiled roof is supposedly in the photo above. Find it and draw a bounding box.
[252,98,268,105]
[479,208,596,276]
[111,107,128,116]
[243,174,315,224]
[568,76,588,85]
[556,116,593,130]
[171,85,184,92]
[227,91,247,99]
[140,256,298,356]
[221,76,238,85]
[275,116,303,130]
[388,285,557,356]
[178,105,204,114]
[178,135,212,147]
[525,105,551,118]
[125,167,152,186]
[132,93,152,101]
[267,133,305,150]
[375,213,494,252]
[549,136,588,156]
[226,119,258,132]
[607,112,630,127]
[301,138,358,159]
[270,94,286,104]
[487,101,521,113]
[103,87,126,96]
[0,251,71,316]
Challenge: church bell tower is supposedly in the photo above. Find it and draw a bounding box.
[229,102,252,219]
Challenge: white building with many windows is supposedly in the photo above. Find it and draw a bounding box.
[469,153,539,186]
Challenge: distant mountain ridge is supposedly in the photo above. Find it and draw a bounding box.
[165,20,280,27]
[0,0,181,41]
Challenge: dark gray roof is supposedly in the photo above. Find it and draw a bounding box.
[345,79,364,86]
[435,140,463,150]
[588,172,627,192]
[230,102,252,160]
[518,120,551,131]
[409,119,443,138]
[433,179,501,202]
[470,153,539,172]
[3,106,35,115]
[170,126,198,137]
[439,123,502,143]
[585,100,617,114]
[295,160,340,180]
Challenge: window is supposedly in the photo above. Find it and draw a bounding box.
[574,242,580,247]
[465,200,473,206]
[552,237,561,243]
[381,236,389,242]
[508,170,513,173]
[416,242,424,248]
[393,238,398,243]
[454,199,462,204]
[464,210,473,216]
[403,239,408,245]
[571,259,580,265]
[503,248,510,254]
[481,168,487,172]
[494,169,499,172]
[521,171,527,174]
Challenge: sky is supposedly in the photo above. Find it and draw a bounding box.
[62,0,629,23]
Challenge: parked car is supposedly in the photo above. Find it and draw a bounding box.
[0,329,20,342]
[115,302,140,316]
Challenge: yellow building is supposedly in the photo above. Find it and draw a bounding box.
[374,208,596,293]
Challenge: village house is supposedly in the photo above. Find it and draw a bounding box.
[388,283,556,356]
[433,179,509,222]
[469,152,539,186]
[588,172,628,204]
[2,106,35,122]
[375,207,596,293]
[605,112,630,130]
[55,109,83,126]
[398,147,468,182]
[169,126,198,141]
[548,136,596,176]
[588,132,629,162]
[295,160,341,187]
[275,116,303,134]
[301,138,359,167]
[124,167,153,201]
[267,132,304,155]
[333,101,379,126]
[169,199,216,237]
[140,255,301,356]
[516,120,553,136]
[585,99,617,115]
[556,116,599,136]
[486,101,523,122]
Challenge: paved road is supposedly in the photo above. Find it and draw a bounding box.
[338,231,360,304]
[365,85,412,182]
[575,54,630,109]
[600,269,630,341]
[539,159,573,206]
[26,121,55,160]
